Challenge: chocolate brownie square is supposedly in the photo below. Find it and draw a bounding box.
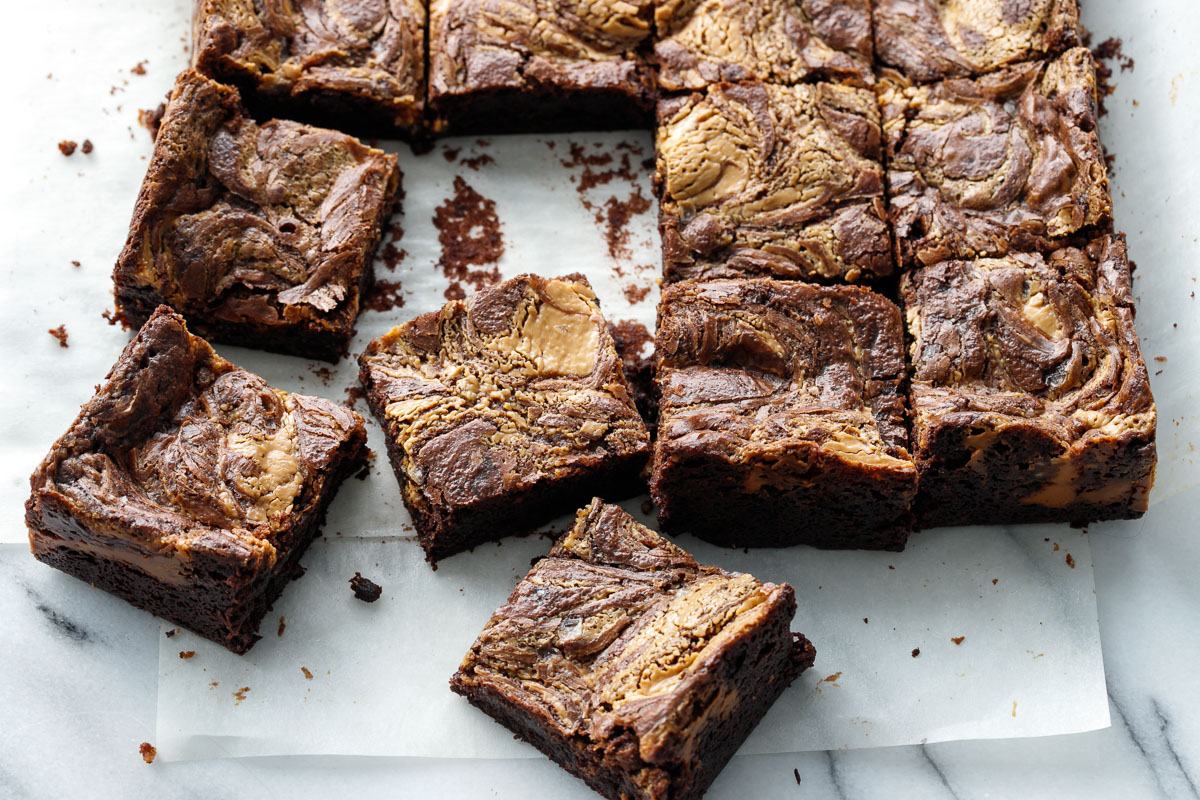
[358,274,651,563]
[113,70,401,363]
[653,0,874,90]
[451,498,816,800]
[656,81,893,284]
[651,279,918,549]
[428,0,655,134]
[25,307,367,653]
[193,0,426,134]
[900,234,1156,527]
[874,0,1079,83]
[880,47,1110,269]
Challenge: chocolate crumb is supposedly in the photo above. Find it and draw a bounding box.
[911,648,920,658]
[179,650,195,659]
[139,742,156,764]
[48,325,69,348]
[71,260,80,267]
[58,140,78,156]
[462,153,495,170]
[301,666,313,680]
[433,177,503,299]
[442,146,461,162]
[1065,553,1075,569]
[363,278,406,312]
[622,283,652,304]
[102,308,132,328]
[863,618,868,624]
[310,366,334,386]
[379,241,407,271]
[137,104,166,139]
[344,384,367,411]
[131,60,148,75]
[164,628,178,638]
[233,686,250,705]
[349,572,383,602]
[277,616,287,637]
[992,578,999,585]
[793,768,802,785]
[81,139,94,154]
[951,636,965,645]
[1089,37,1134,117]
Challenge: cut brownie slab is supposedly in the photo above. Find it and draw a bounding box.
[25,307,367,654]
[452,498,816,800]
[427,0,655,134]
[656,81,893,284]
[901,234,1156,527]
[358,274,651,563]
[874,0,1079,83]
[653,0,874,91]
[193,0,426,134]
[113,70,401,363]
[880,47,1110,269]
[651,279,918,550]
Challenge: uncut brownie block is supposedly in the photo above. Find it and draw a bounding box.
[452,498,816,800]
[113,70,400,363]
[427,0,655,134]
[881,47,1110,269]
[358,274,651,563]
[193,0,426,134]
[901,234,1156,527]
[656,81,893,284]
[25,307,367,654]
[651,279,918,550]
[653,0,874,91]
[874,0,1079,83]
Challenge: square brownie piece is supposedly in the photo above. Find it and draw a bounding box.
[113,70,401,363]
[874,0,1079,83]
[193,0,426,134]
[881,47,1110,269]
[358,274,651,563]
[656,81,893,284]
[451,498,816,800]
[651,279,918,550]
[25,307,367,653]
[900,234,1156,527]
[428,0,655,134]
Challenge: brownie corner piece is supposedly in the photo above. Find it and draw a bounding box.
[901,233,1156,527]
[113,68,401,363]
[25,307,367,653]
[651,279,918,550]
[451,498,815,800]
[358,274,652,563]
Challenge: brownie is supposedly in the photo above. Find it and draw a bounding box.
[427,0,655,134]
[358,274,652,563]
[874,0,1079,83]
[192,0,426,134]
[451,498,816,800]
[113,70,401,363]
[654,0,874,91]
[651,279,918,550]
[880,47,1110,269]
[25,307,367,653]
[900,234,1156,527]
[655,81,893,284]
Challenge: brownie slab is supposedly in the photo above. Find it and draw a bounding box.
[651,279,918,550]
[874,0,1079,83]
[113,70,401,363]
[451,498,816,800]
[428,0,655,134]
[656,81,893,284]
[881,47,1110,269]
[901,234,1156,527]
[358,274,651,563]
[193,0,426,134]
[653,0,874,91]
[25,307,367,653]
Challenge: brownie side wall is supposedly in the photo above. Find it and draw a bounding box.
[429,85,654,136]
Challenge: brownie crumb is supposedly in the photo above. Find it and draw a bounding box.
[138,742,156,764]
[863,617,869,624]
[301,666,313,679]
[344,384,366,411]
[47,325,69,348]
[433,177,503,299]
[71,260,80,267]
[131,60,148,75]
[911,648,920,658]
[951,636,965,645]
[608,320,657,432]
[601,190,653,260]
[137,104,166,140]
[101,308,132,328]
[179,650,195,659]
[622,283,652,304]
[164,628,178,638]
[462,153,495,171]
[233,686,250,705]
[58,140,78,156]
[277,616,287,637]
[310,366,334,386]
[442,146,461,162]
[349,572,383,602]
[558,142,652,259]
[379,241,407,271]
[81,139,94,154]
[1089,37,1134,117]
[793,768,802,785]
[363,278,407,312]
[1065,553,1076,568]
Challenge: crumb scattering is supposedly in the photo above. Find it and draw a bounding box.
[138,742,156,764]
[233,686,250,705]
[432,177,503,300]
[349,572,383,603]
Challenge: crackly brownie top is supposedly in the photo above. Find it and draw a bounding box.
[456,498,796,762]
[654,0,873,90]
[31,308,364,557]
[429,0,652,97]
[194,0,426,115]
[656,280,913,471]
[902,235,1155,442]
[875,0,1079,83]
[359,275,650,510]
[116,70,399,330]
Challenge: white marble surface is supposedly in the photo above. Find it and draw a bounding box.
[3,0,1200,797]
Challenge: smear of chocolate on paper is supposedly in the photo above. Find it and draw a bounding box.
[433,176,503,300]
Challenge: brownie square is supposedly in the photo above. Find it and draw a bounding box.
[25,307,367,654]
[193,0,426,134]
[881,47,1110,269]
[651,279,918,550]
[653,0,874,90]
[358,274,651,563]
[113,70,401,363]
[451,498,816,800]
[655,81,893,284]
[428,0,655,134]
[900,234,1156,527]
[874,0,1079,83]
